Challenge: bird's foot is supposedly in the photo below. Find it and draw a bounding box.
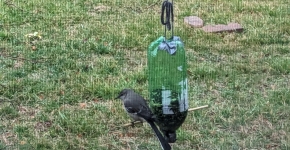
[131,121,136,127]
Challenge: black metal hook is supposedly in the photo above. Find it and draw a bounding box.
[161,0,174,39]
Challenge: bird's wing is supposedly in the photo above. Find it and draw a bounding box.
[124,100,153,121]
[124,106,138,114]
[134,104,152,120]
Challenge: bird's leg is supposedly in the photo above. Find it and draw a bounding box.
[130,120,139,127]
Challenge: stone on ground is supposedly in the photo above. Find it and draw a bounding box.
[202,23,243,33]
[184,16,204,28]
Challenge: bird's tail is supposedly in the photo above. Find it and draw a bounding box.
[147,121,171,150]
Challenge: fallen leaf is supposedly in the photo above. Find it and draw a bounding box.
[60,90,65,95]
[119,133,124,138]
[20,141,26,145]
[93,98,98,103]
[32,46,37,51]
[38,94,44,100]
[79,103,87,108]
[77,134,83,138]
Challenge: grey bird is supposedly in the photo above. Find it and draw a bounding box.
[116,89,171,150]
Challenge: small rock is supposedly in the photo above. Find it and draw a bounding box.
[227,23,243,32]
[184,16,204,28]
[202,24,227,33]
[202,23,243,33]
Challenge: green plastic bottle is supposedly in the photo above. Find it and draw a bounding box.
[148,36,188,143]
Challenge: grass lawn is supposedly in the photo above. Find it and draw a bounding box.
[1,0,290,149]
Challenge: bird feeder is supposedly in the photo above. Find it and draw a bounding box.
[147,0,188,143]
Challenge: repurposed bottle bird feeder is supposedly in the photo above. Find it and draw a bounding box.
[147,0,188,143]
